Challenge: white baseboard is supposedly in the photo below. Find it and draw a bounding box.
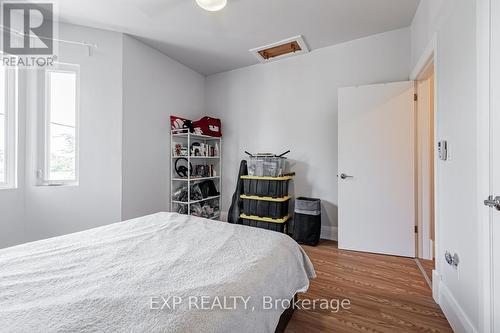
[439,281,478,333]
[321,226,338,241]
[432,270,440,304]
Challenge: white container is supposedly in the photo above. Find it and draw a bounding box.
[247,156,287,177]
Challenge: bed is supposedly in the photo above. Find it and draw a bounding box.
[0,212,315,332]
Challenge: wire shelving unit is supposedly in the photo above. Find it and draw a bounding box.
[170,128,222,220]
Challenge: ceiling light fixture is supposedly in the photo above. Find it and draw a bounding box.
[196,0,227,12]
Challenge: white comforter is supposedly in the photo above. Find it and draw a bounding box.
[0,212,315,333]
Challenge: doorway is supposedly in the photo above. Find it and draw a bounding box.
[415,58,435,286]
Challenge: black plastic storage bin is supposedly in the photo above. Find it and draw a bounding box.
[241,197,289,219]
[241,176,291,198]
[292,197,321,246]
[239,218,287,233]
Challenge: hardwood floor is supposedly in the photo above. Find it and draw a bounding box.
[286,241,452,333]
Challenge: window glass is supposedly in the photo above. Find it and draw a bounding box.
[47,71,77,182]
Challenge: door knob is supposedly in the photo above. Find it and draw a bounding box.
[484,195,500,211]
[340,173,354,180]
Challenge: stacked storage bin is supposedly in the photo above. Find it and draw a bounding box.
[239,152,292,233]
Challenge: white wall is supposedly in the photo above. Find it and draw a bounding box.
[121,36,205,220]
[0,179,25,247]
[411,1,480,332]
[206,28,411,239]
[410,0,454,70]
[23,23,124,242]
[0,25,206,249]
[0,72,26,247]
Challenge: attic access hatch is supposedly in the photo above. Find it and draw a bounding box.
[250,35,309,63]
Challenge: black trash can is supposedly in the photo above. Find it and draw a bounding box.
[292,197,321,246]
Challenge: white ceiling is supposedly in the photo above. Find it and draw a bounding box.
[55,0,420,76]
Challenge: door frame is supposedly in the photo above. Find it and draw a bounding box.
[410,35,440,301]
[414,61,435,261]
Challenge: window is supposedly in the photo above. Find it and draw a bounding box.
[0,65,17,189]
[39,64,79,185]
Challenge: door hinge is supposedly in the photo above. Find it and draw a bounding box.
[414,225,418,233]
[414,93,418,101]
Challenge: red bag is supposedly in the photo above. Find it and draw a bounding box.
[193,117,222,137]
[170,116,193,132]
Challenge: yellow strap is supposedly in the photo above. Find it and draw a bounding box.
[240,195,291,202]
[240,214,290,224]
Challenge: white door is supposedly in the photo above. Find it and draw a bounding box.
[338,81,415,257]
[489,0,500,329]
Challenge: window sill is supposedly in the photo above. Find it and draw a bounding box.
[36,182,79,187]
[0,185,18,191]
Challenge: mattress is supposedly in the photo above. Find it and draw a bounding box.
[0,212,315,332]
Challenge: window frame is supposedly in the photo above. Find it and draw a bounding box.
[0,65,18,190]
[38,63,80,186]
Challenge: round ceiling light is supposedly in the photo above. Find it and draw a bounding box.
[196,0,227,11]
